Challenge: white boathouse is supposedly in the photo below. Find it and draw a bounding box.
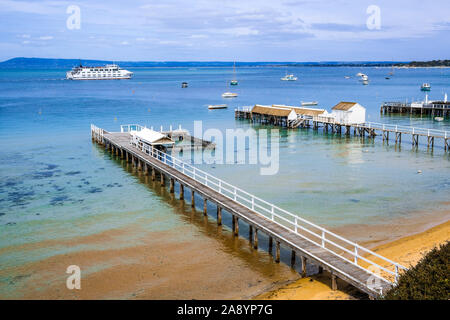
[331,102,366,124]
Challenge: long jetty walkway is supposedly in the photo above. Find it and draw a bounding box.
[235,108,449,152]
[91,124,407,299]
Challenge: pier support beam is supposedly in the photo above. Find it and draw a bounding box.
[217,207,222,226]
[249,226,253,243]
[275,241,280,263]
[144,163,148,175]
[291,250,296,268]
[151,167,155,181]
[179,184,184,200]
[253,229,258,249]
[331,273,338,291]
[232,216,239,236]
[169,178,174,193]
[160,173,165,186]
[191,190,195,207]
[301,256,307,277]
[268,237,273,253]
[203,198,207,216]
[318,266,323,274]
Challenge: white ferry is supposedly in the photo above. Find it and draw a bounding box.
[66,64,133,80]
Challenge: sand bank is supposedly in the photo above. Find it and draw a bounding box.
[254,220,449,300]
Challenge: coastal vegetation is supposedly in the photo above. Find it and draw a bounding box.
[395,60,450,67]
[383,242,449,300]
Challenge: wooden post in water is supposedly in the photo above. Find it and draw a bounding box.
[169,178,174,193]
[331,273,337,290]
[253,228,258,249]
[268,236,273,253]
[179,184,184,200]
[191,190,195,207]
[160,172,165,186]
[318,266,323,274]
[203,198,207,216]
[151,167,155,181]
[249,225,253,243]
[137,159,142,171]
[301,256,307,277]
[275,241,280,263]
[291,250,296,267]
[144,163,148,175]
[217,207,222,225]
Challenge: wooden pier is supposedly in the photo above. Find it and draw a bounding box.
[235,108,449,152]
[91,124,407,299]
[381,101,450,117]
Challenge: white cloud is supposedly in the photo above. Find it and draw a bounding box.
[121,41,129,45]
[38,36,53,40]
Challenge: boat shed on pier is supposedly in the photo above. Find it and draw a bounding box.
[251,105,297,126]
[331,102,366,124]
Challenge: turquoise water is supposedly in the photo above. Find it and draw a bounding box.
[0,66,449,297]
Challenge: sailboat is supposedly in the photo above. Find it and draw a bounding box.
[222,81,238,98]
[230,62,238,86]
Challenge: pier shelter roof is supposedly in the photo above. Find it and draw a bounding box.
[332,102,359,111]
[132,128,175,146]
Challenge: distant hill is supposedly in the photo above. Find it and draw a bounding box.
[0,57,408,69]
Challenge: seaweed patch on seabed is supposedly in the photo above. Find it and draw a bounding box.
[87,187,102,194]
[7,190,35,206]
[31,170,61,179]
[65,171,81,176]
[49,195,70,206]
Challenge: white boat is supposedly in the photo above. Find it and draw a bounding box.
[344,76,351,79]
[362,79,369,85]
[208,104,228,109]
[301,101,318,106]
[66,63,133,80]
[434,116,444,122]
[281,74,298,81]
[356,72,364,77]
[222,92,238,98]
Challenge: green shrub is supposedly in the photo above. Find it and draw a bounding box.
[383,241,449,300]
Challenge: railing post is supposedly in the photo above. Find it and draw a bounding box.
[251,197,254,210]
[234,188,237,201]
[321,230,325,248]
[271,206,274,221]
[354,246,358,264]
[395,265,399,283]
[205,175,208,186]
[219,180,222,193]
[295,217,298,233]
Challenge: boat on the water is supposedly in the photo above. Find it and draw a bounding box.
[66,63,133,80]
[301,101,318,106]
[222,92,238,98]
[230,62,238,86]
[208,104,228,109]
[421,83,431,91]
[281,73,298,81]
[344,76,351,79]
[181,82,188,88]
[434,116,444,122]
[362,79,369,85]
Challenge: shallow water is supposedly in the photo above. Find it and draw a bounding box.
[0,66,449,298]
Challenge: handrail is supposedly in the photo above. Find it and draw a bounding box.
[130,138,407,284]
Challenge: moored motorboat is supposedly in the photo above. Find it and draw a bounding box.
[208,104,228,109]
[421,83,431,91]
[222,92,238,98]
[301,101,318,106]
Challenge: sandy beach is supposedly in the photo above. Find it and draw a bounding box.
[254,219,449,300]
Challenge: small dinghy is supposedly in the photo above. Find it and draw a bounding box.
[208,104,228,109]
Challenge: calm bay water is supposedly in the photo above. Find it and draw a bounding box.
[0,66,449,298]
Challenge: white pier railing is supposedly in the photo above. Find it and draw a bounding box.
[134,141,408,285]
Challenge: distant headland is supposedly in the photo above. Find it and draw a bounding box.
[0,57,448,69]
[0,57,411,69]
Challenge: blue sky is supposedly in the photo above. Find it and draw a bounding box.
[1,0,449,62]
